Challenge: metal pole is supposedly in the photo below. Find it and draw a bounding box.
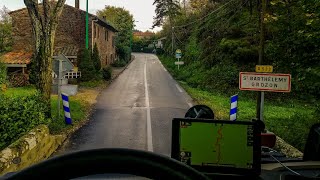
[58,59,63,119]
[256,0,266,121]
[172,27,174,55]
[85,0,89,49]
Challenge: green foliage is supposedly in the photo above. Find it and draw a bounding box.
[159,0,320,101]
[153,0,181,28]
[0,60,7,85]
[117,45,132,62]
[78,49,96,82]
[0,92,50,150]
[181,84,319,151]
[49,95,86,134]
[97,6,134,48]
[102,66,112,80]
[111,59,127,67]
[92,43,101,71]
[0,6,12,53]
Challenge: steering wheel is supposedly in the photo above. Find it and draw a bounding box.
[4,148,210,180]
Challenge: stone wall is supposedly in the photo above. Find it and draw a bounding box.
[9,4,116,67]
[0,125,66,176]
[91,22,116,67]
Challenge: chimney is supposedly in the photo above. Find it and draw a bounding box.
[75,0,79,9]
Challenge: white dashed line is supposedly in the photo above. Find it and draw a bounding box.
[176,84,183,93]
[144,59,153,152]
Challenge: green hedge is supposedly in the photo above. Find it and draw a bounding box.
[0,93,50,150]
[0,61,7,85]
[78,49,96,82]
[102,66,112,80]
[111,59,127,67]
[117,46,131,62]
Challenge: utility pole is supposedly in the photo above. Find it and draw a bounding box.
[257,0,267,121]
[183,0,186,16]
[172,26,174,55]
[85,0,89,49]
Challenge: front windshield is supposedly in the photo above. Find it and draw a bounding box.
[0,0,319,177]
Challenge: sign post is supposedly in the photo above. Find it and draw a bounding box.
[175,49,183,70]
[239,71,291,121]
[53,54,74,120]
[239,72,291,92]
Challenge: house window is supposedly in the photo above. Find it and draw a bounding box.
[105,29,109,41]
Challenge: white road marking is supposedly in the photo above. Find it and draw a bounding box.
[144,59,153,152]
[188,102,193,108]
[176,84,183,93]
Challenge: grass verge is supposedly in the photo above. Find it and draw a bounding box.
[160,56,319,151]
[3,86,91,135]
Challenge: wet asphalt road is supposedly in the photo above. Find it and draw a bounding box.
[57,53,193,156]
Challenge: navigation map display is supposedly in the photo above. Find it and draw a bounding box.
[171,119,260,175]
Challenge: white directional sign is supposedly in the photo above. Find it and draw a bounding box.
[239,72,291,92]
[175,61,184,65]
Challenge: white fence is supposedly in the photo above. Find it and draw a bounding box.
[52,71,81,79]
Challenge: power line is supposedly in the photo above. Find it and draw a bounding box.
[173,0,239,29]
[172,0,248,42]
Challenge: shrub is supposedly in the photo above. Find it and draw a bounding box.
[102,66,112,80]
[111,59,127,67]
[0,61,7,87]
[117,45,131,62]
[0,93,50,150]
[78,49,96,82]
[92,43,101,71]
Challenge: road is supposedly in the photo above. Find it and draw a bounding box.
[57,53,193,156]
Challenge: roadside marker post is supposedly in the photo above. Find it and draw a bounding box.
[62,93,72,125]
[175,49,183,70]
[230,94,238,121]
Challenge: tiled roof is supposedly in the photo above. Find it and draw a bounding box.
[134,32,155,37]
[9,4,118,32]
[1,51,32,65]
[54,46,79,56]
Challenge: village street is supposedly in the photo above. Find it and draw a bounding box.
[56,53,194,156]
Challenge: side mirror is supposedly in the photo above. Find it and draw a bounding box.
[184,105,215,119]
[303,123,320,161]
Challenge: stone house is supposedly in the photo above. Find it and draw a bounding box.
[1,0,118,77]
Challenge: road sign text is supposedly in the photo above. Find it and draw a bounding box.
[239,72,291,92]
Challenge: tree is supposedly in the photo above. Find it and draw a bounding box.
[78,49,96,82]
[97,6,134,48]
[24,0,66,115]
[92,43,101,71]
[152,0,181,28]
[0,6,12,52]
[97,6,134,61]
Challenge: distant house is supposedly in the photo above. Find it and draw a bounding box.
[133,31,155,40]
[156,37,166,49]
[1,0,118,78]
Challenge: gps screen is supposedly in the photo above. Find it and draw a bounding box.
[171,119,260,175]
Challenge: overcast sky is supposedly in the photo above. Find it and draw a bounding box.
[0,0,161,32]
